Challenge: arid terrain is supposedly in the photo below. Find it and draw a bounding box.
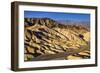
[24,18,90,61]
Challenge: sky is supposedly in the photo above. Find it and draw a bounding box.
[24,11,90,22]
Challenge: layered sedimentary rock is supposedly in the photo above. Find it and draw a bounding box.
[24,18,90,61]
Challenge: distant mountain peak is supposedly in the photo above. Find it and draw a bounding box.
[24,18,89,31]
[25,18,58,28]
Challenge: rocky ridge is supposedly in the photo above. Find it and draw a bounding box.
[24,18,90,61]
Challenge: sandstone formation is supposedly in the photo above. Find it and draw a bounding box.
[24,18,90,61]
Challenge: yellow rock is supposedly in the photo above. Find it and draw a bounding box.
[27,47,34,53]
[24,54,34,61]
[44,50,55,54]
[79,52,89,56]
[66,55,82,60]
[83,32,90,42]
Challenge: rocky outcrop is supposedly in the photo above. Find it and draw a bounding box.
[24,18,90,61]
